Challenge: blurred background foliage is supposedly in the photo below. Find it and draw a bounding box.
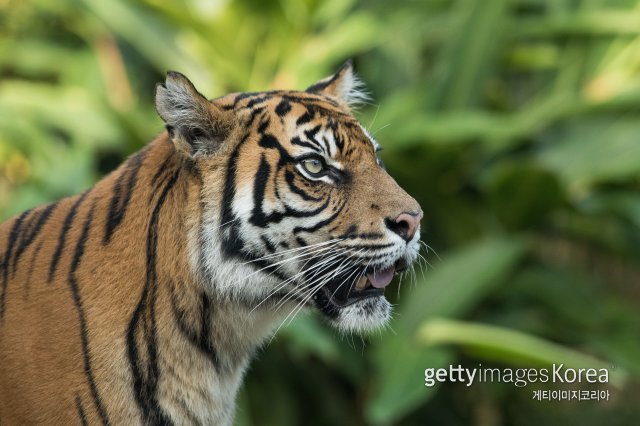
[1,0,640,424]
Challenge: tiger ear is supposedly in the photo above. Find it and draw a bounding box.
[305,59,369,108]
[155,71,232,156]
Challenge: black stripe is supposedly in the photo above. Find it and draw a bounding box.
[12,210,38,247]
[291,136,322,152]
[249,155,272,227]
[11,202,58,277]
[336,226,384,240]
[283,95,342,111]
[245,95,272,109]
[332,122,345,153]
[249,155,330,228]
[261,235,277,253]
[169,284,220,371]
[219,132,252,262]
[150,153,175,199]
[103,150,146,245]
[259,134,295,166]
[275,99,291,117]
[150,168,173,204]
[303,125,322,146]
[232,91,261,106]
[342,242,395,250]
[244,107,266,130]
[306,77,336,93]
[0,209,31,319]
[296,109,313,126]
[284,170,321,202]
[126,168,180,425]
[292,200,346,234]
[354,252,396,263]
[257,117,271,135]
[320,135,331,156]
[25,240,43,296]
[75,394,88,426]
[305,62,348,93]
[230,90,286,109]
[49,193,88,283]
[342,224,358,237]
[67,204,110,426]
[354,232,385,240]
[218,135,290,281]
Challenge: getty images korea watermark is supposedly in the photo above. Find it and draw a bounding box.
[425,364,612,401]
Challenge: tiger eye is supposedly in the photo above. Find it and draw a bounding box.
[302,158,324,175]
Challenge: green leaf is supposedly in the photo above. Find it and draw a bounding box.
[484,163,565,230]
[366,333,452,426]
[281,314,340,363]
[79,0,208,87]
[538,118,640,191]
[398,236,528,333]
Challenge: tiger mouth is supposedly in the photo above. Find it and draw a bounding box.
[318,259,408,308]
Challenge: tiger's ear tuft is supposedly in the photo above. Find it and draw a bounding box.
[305,60,370,109]
[155,71,232,156]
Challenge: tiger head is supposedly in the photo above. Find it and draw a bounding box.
[155,62,422,334]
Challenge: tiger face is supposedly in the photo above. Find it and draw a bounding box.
[156,62,422,333]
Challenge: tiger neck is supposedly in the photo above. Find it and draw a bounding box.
[135,136,282,423]
[148,138,281,353]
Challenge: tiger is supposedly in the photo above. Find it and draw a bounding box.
[0,61,422,425]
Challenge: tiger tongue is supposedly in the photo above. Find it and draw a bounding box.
[366,266,395,289]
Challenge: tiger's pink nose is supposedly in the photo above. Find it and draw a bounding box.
[385,212,422,242]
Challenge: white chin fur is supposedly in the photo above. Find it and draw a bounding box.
[332,296,391,333]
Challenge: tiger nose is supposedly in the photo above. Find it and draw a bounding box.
[385,211,422,242]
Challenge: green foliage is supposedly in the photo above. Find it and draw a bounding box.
[2,0,640,424]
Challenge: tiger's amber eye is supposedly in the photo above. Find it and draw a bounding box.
[302,158,324,175]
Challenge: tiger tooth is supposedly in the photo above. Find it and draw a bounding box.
[355,276,368,290]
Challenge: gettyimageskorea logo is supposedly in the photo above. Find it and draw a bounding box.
[424,364,612,401]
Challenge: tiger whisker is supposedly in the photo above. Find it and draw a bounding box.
[268,267,339,342]
[237,239,343,266]
[371,122,392,136]
[242,250,347,331]
[277,247,361,313]
[221,242,342,291]
[327,249,369,301]
[255,248,347,313]
[419,240,440,262]
[280,248,365,328]
[283,258,359,330]
[226,243,344,290]
[271,247,357,311]
[416,252,429,275]
[410,259,417,286]
[241,243,340,280]
[367,103,381,130]
[273,270,338,337]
